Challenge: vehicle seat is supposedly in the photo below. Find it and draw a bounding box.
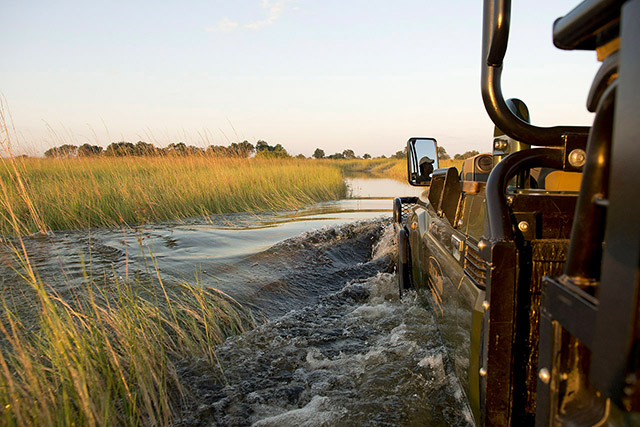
[531,168,582,191]
[429,167,461,226]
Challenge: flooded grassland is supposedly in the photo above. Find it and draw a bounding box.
[0,169,472,426]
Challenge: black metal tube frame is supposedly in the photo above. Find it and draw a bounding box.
[563,83,616,281]
[486,148,564,241]
[481,0,590,146]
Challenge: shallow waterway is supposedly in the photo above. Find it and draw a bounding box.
[0,177,473,426]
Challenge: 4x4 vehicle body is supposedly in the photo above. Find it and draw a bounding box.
[394,0,640,425]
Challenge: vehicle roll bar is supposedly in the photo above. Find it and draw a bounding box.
[481,0,590,146]
[486,148,564,241]
[564,83,615,283]
[552,0,623,51]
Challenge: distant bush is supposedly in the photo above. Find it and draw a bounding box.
[44,144,78,158]
[454,150,480,160]
[255,140,289,158]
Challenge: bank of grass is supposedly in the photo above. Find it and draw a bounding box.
[327,158,400,176]
[0,155,347,235]
[328,158,464,183]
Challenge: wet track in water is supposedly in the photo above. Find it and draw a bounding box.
[0,178,473,426]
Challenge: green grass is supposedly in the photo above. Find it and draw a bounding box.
[0,156,347,235]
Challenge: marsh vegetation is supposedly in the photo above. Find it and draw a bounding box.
[0,147,409,425]
[0,125,464,425]
[0,156,348,236]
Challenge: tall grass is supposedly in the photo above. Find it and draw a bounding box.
[0,261,254,426]
[0,108,256,425]
[0,156,347,235]
[323,158,465,184]
[369,158,465,183]
[0,162,256,425]
[325,158,403,178]
[440,158,464,171]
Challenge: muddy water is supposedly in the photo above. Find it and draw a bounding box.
[0,178,473,426]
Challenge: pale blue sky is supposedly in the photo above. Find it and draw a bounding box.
[1,0,599,157]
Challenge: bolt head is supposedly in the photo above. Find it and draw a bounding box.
[568,149,587,168]
[494,139,508,151]
[479,367,487,377]
[624,385,635,396]
[482,300,490,311]
[518,221,530,233]
[539,368,551,384]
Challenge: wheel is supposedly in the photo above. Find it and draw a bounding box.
[397,227,412,296]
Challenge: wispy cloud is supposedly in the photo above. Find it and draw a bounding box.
[206,0,294,33]
[206,17,239,33]
[243,0,291,30]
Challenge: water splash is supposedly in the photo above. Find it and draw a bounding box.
[178,266,473,426]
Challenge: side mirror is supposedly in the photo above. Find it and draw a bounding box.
[407,137,439,186]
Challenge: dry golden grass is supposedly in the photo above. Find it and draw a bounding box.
[0,155,347,235]
[327,158,465,184]
[439,158,464,171]
[0,109,286,425]
[0,258,254,425]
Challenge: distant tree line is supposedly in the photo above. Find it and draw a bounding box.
[312,148,373,160]
[436,146,480,161]
[43,140,294,159]
[44,141,480,161]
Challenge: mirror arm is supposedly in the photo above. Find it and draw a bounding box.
[481,0,590,146]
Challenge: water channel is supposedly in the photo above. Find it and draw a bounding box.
[0,177,473,426]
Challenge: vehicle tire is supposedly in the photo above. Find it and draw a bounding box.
[397,227,412,297]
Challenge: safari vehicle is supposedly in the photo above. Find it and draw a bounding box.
[393,0,640,425]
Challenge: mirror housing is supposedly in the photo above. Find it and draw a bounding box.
[407,137,439,186]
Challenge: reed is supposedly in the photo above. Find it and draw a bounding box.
[440,158,464,171]
[382,159,408,181]
[0,159,255,425]
[0,261,254,426]
[0,156,347,235]
[381,158,465,182]
[0,111,256,425]
[324,158,402,177]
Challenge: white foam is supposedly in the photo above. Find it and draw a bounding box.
[348,271,399,303]
[350,302,395,319]
[371,223,396,260]
[418,353,444,370]
[252,395,345,427]
[305,349,347,370]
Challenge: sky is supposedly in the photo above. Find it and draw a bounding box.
[1,0,600,157]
